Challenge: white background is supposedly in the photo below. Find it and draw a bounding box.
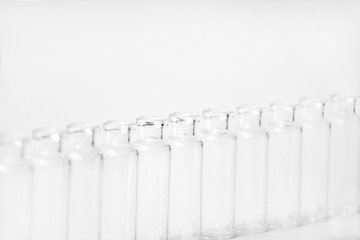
[0,1,360,239]
[0,0,359,135]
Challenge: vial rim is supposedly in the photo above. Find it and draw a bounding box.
[136,116,168,128]
[236,105,265,115]
[0,135,26,147]
[66,123,96,135]
[299,97,327,109]
[32,128,62,141]
[203,108,234,119]
[331,92,358,103]
[103,120,132,132]
[169,112,200,124]
[269,101,298,112]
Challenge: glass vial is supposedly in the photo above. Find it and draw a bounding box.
[234,106,268,234]
[99,121,137,240]
[356,96,360,116]
[327,93,360,216]
[199,109,236,239]
[61,123,102,240]
[133,116,171,240]
[0,137,31,240]
[28,129,69,240]
[167,113,202,240]
[266,102,302,229]
[296,98,330,224]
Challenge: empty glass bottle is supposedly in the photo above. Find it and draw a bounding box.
[28,129,69,240]
[167,113,202,240]
[266,102,302,229]
[296,98,330,224]
[133,116,171,240]
[61,123,102,240]
[199,109,236,239]
[234,106,268,234]
[99,121,137,240]
[0,136,31,240]
[327,93,360,216]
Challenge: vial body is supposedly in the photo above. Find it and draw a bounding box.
[0,139,31,240]
[296,99,330,224]
[134,117,171,240]
[234,107,268,234]
[266,103,302,229]
[99,122,137,240]
[199,109,236,239]
[327,93,360,216]
[167,113,202,240]
[62,124,102,240]
[28,129,69,240]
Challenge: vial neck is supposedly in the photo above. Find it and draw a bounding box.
[34,138,60,154]
[67,132,94,149]
[0,144,23,161]
[105,130,130,144]
[333,100,355,114]
[171,123,196,136]
[205,118,230,131]
[300,104,324,119]
[272,109,295,123]
[138,127,163,140]
[238,113,261,128]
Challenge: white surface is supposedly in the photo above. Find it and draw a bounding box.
[239,214,360,240]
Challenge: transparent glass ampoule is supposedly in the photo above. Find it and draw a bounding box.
[266,102,302,229]
[99,121,137,240]
[296,98,330,224]
[167,113,202,240]
[28,129,69,240]
[199,109,236,239]
[0,137,31,240]
[61,123,102,240]
[133,116,171,240]
[234,106,268,234]
[327,93,360,216]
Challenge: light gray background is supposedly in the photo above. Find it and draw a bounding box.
[0,1,360,239]
[0,0,359,135]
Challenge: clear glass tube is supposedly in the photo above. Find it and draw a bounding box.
[28,129,69,240]
[296,98,330,224]
[266,102,302,229]
[133,116,171,240]
[99,121,137,240]
[234,106,268,234]
[199,109,236,239]
[0,137,31,240]
[327,93,360,216]
[61,123,102,240]
[167,113,202,240]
